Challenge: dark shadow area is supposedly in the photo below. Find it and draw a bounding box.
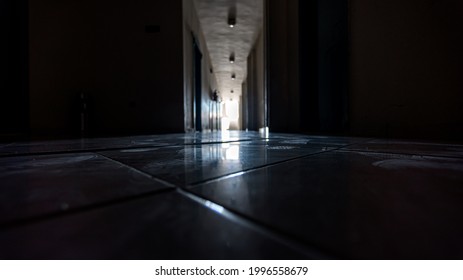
[0,0,29,141]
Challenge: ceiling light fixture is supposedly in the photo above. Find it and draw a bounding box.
[231,73,236,80]
[229,54,235,64]
[228,18,236,28]
[228,7,237,28]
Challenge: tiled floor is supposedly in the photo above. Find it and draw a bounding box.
[0,131,462,259]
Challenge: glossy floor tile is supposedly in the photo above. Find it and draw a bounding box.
[0,152,172,225]
[344,139,463,158]
[0,192,308,259]
[0,131,260,156]
[189,150,463,259]
[0,131,462,259]
[100,140,339,186]
[266,134,370,146]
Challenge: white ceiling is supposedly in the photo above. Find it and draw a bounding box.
[193,0,263,101]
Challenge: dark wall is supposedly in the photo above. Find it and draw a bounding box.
[29,0,184,138]
[282,0,462,141]
[299,0,348,134]
[271,0,347,134]
[244,31,265,131]
[298,0,319,133]
[183,0,219,132]
[267,0,300,132]
[0,0,29,140]
[317,0,348,133]
[349,0,463,141]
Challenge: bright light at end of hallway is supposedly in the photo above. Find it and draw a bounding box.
[221,117,230,130]
[225,100,239,121]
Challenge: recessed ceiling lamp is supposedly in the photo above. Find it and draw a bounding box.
[229,54,235,64]
[231,73,236,80]
[228,17,236,28]
[228,7,237,28]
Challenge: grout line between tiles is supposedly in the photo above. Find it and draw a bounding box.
[96,152,178,188]
[102,140,368,189]
[187,146,349,187]
[0,137,369,239]
[177,188,339,259]
[0,139,372,232]
[0,137,369,259]
[0,139,258,159]
[0,136,375,159]
[96,146,340,189]
[92,148,345,258]
[339,148,463,160]
[0,187,176,231]
[0,148,340,258]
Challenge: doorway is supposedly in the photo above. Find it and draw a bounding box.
[193,38,203,132]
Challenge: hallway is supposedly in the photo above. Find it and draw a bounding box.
[1,132,462,259]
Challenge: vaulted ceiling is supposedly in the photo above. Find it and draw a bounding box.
[193,0,263,101]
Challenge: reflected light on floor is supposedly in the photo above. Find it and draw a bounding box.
[204,200,224,214]
[259,127,269,138]
[225,145,240,160]
[225,100,239,121]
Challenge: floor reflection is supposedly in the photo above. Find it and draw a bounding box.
[1,132,462,258]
